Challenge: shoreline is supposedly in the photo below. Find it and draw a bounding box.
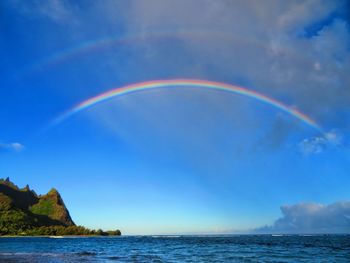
[1,233,348,238]
[0,235,121,238]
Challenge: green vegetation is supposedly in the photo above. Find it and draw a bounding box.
[30,199,55,216]
[0,193,13,210]
[0,178,121,236]
[0,209,34,235]
[0,225,121,236]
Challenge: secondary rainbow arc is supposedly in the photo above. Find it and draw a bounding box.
[22,30,305,77]
[51,79,322,132]
[24,30,258,74]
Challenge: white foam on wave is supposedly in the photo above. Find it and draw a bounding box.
[151,235,181,238]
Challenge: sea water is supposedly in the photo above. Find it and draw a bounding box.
[0,235,349,262]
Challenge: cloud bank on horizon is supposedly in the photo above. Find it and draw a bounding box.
[256,201,350,234]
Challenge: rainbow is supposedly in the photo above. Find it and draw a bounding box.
[22,30,303,77]
[23,30,245,74]
[50,79,322,132]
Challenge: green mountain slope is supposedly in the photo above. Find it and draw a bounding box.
[0,178,120,236]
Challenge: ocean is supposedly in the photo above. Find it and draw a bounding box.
[0,235,349,262]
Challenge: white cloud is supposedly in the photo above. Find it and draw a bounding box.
[0,142,25,152]
[299,129,343,155]
[299,136,327,154]
[256,201,350,234]
[10,142,25,152]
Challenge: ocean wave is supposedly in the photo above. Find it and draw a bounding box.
[151,235,181,238]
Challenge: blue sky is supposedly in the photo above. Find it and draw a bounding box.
[1,0,350,234]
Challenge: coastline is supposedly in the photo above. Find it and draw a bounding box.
[0,235,122,238]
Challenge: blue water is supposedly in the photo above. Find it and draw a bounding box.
[0,235,349,262]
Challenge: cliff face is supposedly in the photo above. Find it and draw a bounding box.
[30,188,74,226]
[0,178,75,229]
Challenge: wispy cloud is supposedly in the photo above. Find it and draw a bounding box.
[299,129,343,155]
[10,0,79,25]
[256,201,350,234]
[0,142,25,152]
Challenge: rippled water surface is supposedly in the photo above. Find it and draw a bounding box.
[0,235,349,262]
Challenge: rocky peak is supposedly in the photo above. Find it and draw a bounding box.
[0,178,75,226]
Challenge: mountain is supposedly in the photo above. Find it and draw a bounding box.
[29,187,75,226]
[0,178,120,236]
[0,177,74,232]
